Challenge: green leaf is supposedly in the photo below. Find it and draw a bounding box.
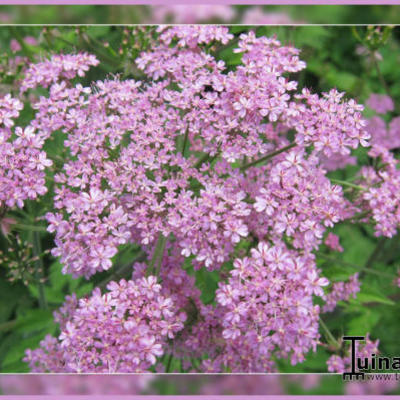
[335,225,375,266]
[0,278,27,323]
[322,265,359,282]
[28,260,93,305]
[0,309,57,372]
[277,347,330,372]
[346,309,381,336]
[8,308,56,336]
[354,287,395,306]
[292,26,332,50]
[195,268,220,305]
[1,331,46,371]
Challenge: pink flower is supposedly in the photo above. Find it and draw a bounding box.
[366,93,394,114]
[25,276,183,372]
[140,336,164,364]
[306,270,329,297]
[0,217,16,237]
[324,232,343,252]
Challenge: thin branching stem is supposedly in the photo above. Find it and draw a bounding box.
[240,142,296,171]
[149,233,168,276]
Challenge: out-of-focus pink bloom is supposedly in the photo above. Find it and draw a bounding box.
[10,39,21,53]
[366,93,394,114]
[0,217,16,237]
[323,274,360,313]
[324,232,343,252]
[242,7,293,24]
[151,5,236,23]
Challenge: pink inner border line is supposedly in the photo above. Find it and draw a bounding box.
[2,397,400,400]
[0,0,400,4]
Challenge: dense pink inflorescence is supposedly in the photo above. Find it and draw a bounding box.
[250,149,355,252]
[24,276,185,372]
[15,26,391,373]
[324,233,344,252]
[366,115,400,150]
[0,95,52,208]
[366,93,394,115]
[323,273,360,313]
[35,29,368,279]
[358,145,400,238]
[20,52,99,92]
[213,241,326,370]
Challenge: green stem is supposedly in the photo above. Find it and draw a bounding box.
[165,353,173,373]
[318,253,395,279]
[99,250,147,290]
[45,174,55,183]
[194,153,211,170]
[9,27,34,60]
[190,357,199,370]
[52,34,77,48]
[319,318,341,350]
[181,128,189,157]
[330,179,366,191]
[364,237,385,270]
[372,56,391,97]
[240,142,296,171]
[359,237,387,280]
[370,53,400,114]
[362,267,394,280]
[33,231,47,310]
[348,210,371,222]
[351,26,364,44]
[0,319,18,333]
[83,34,118,65]
[13,223,47,232]
[318,253,360,269]
[149,233,168,276]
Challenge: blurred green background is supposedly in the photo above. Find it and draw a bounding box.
[0,5,399,24]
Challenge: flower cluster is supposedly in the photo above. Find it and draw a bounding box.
[250,149,354,252]
[0,94,22,127]
[0,95,52,209]
[20,52,99,92]
[323,273,360,313]
[366,115,400,150]
[24,276,185,372]
[324,232,344,252]
[213,241,327,370]
[366,93,394,115]
[156,25,233,48]
[12,26,388,373]
[289,89,369,155]
[359,145,400,238]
